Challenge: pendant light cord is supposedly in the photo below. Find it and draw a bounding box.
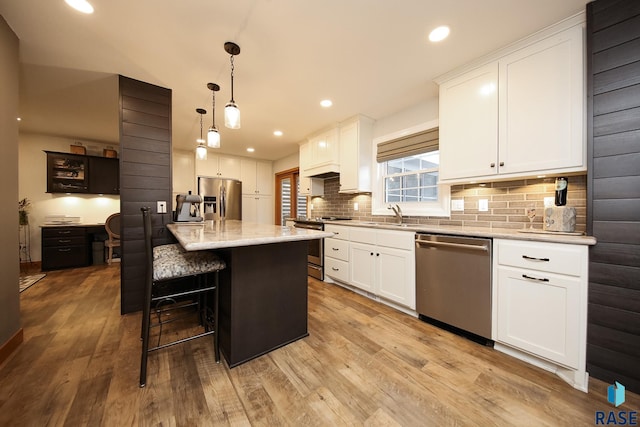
[230,55,235,103]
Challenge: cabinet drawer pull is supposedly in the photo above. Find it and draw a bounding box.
[58,248,72,252]
[522,255,550,262]
[522,274,549,282]
[58,239,72,243]
[332,267,340,271]
[332,247,340,251]
[58,230,72,234]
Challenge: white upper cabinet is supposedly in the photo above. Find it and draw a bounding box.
[438,22,585,183]
[195,153,241,180]
[299,143,324,196]
[338,115,374,193]
[439,63,499,181]
[241,159,272,195]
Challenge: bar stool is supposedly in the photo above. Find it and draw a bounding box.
[140,207,226,388]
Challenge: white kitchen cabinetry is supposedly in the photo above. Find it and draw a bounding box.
[242,194,274,225]
[337,227,415,309]
[324,225,350,283]
[299,143,324,196]
[439,62,498,181]
[195,153,241,180]
[300,128,340,178]
[494,238,588,391]
[241,159,272,195]
[338,116,374,193]
[439,23,585,183]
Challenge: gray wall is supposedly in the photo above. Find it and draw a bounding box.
[0,16,21,354]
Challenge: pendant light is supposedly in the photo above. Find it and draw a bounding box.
[195,108,208,160]
[207,83,221,148]
[224,42,241,129]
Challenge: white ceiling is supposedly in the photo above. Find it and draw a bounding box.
[1,0,589,161]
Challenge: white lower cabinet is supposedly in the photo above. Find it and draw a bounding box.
[494,238,588,391]
[325,225,415,310]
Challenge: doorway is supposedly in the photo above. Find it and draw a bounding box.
[275,168,306,225]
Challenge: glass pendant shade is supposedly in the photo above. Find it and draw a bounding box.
[196,139,207,160]
[225,102,241,129]
[207,127,220,148]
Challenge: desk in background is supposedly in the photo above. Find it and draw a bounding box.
[41,224,109,271]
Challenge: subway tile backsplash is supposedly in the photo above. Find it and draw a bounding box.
[309,175,586,232]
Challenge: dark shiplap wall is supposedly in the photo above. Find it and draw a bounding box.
[119,76,174,314]
[587,0,640,393]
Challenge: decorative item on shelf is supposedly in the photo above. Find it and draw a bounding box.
[18,197,30,225]
[103,147,117,158]
[207,82,221,148]
[70,142,86,155]
[195,108,208,160]
[224,42,241,129]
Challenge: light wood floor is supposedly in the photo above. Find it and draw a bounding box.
[2,265,638,426]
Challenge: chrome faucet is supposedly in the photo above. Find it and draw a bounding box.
[388,204,403,224]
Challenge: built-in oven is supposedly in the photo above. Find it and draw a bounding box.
[293,220,324,280]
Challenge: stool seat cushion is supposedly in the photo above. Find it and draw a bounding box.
[153,244,185,260]
[153,251,226,281]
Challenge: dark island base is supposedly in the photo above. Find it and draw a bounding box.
[217,240,309,367]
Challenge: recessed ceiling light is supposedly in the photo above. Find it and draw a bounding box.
[16,117,21,121]
[65,0,94,14]
[273,130,283,137]
[320,100,333,108]
[246,147,255,153]
[429,26,450,42]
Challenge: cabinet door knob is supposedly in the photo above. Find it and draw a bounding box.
[490,163,495,168]
[499,161,504,167]
[370,252,374,256]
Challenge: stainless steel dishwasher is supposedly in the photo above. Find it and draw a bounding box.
[415,233,493,343]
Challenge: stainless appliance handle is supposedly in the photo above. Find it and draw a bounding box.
[416,239,489,252]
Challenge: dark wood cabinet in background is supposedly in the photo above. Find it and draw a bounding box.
[89,156,119,194]
[45,151,119,194]
[41,227,88,270]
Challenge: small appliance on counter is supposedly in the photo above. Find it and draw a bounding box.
[543,176,576,232]
[174,192,203,222]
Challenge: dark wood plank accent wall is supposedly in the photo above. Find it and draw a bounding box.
[119,76,174,314]
[587,0,640,393]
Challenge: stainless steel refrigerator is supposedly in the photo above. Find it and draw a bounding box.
[198,176,242,221]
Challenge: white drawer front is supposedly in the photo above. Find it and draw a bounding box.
[376,229,415,250]
[349,227,376,244]
[497,239,584,277]
[325,238,349,261]
[325,257,349,282]
[325,224,350,241]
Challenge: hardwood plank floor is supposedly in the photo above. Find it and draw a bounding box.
[2,265,638,426]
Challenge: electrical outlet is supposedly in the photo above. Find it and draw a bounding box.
[451,199,464,211]
[353,202,359,211]
[479,199,489,212]
[157,201,167,214]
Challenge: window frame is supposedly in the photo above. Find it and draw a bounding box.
[371,120,450,217]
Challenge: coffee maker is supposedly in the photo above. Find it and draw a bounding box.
[174,192,203,222]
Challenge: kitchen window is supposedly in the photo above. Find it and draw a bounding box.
[372,122,450,217]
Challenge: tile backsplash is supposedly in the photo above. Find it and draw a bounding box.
[309,175,586,232]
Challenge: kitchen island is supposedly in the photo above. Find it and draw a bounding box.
[167,221,332,367]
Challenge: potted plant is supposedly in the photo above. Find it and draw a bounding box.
[18,198,30,226]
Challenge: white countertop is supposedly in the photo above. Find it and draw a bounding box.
[167,220,333,251]
[323,221,597,246]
